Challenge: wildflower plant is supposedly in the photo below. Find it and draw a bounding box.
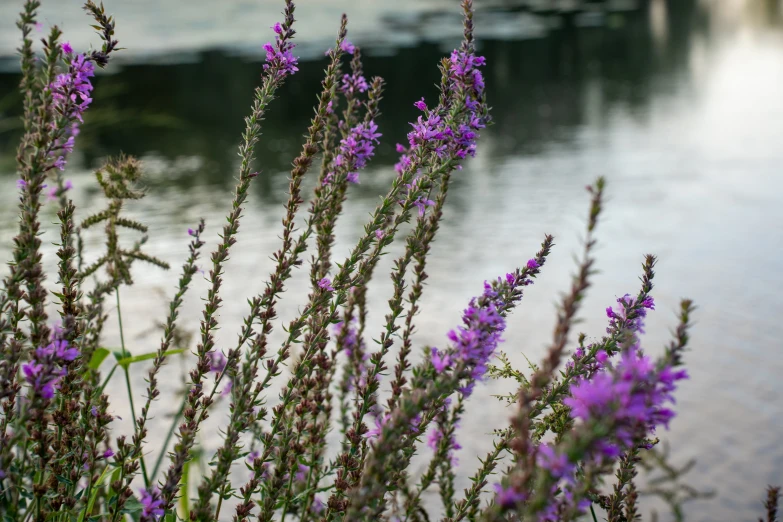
[0,0,777,521]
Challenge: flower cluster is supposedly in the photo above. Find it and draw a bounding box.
[22,335,79,400]
[139,486,165,521]
[324,121,381,185]
[606,293,655,336]
[426,423,462,465]
[50,53,95,123]
[339,68,369,95]
[263,22,298,79]
[393,48,487,181]
[565,347,688,456]
[48,179,73,201]
[48,51,95,170]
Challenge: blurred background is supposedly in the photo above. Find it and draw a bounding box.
[0,0,781,520]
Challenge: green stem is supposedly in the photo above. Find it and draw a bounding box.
[590,503,599,522]
[116,289,149,486]
[151,398,187,481]
[98,364,118,394]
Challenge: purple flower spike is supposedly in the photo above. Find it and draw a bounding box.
[340,71,369,95]
[262,22,298,80]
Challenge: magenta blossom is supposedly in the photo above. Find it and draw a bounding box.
[139,487,164,521]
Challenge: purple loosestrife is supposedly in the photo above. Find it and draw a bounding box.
[318,277,335,291]
[139,486,165,521]
[564,345,689,455]
[263,22,298,79]
[347,236,552,518]
[48,52,94,171]
[340,66,369,95]
[160,6,300,516]
[433,268,543,396]
[323,120,381,185]
[21,338,79,399]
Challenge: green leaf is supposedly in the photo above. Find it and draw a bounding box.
[115,348,186,369]
[55,475,73,486]
[88,348,112,370]
[77,464,113,522]
[109,467,122,492]
[121,495,143,522]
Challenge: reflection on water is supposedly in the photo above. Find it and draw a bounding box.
[1,1,782,520]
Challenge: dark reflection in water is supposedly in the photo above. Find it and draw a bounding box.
[1,1,704,198]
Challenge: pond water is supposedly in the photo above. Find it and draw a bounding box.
[0,1,781,520]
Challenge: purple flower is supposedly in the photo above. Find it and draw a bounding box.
[413,97,427,111]
[340,71,369,95]
[47,54,95,170]
[426,427,443,450]
[61,41,73,54]
[431,347,450,373]
[16,179,27,189]
[340,40,356,54]
[246,450,260,464]
[207,350,227,374]
[526,258,539,269]
[375,229,385,240]
[262,22,298,79]
[493,483,526,508]
[536,443,575,482]
[91,406,99,417]
[34,21,43,31]
[364,414,389,439]
[139,487,165,521]
[222,380,233,397]
[188,228,195,236]
[295,464,310,482]
[50,53,94,123]
[564,343,688,454]
[103,448,115,459]
[324,121,381,186]
[318,278,334,292]
[413,196,435,217]
[48,180,73,201]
